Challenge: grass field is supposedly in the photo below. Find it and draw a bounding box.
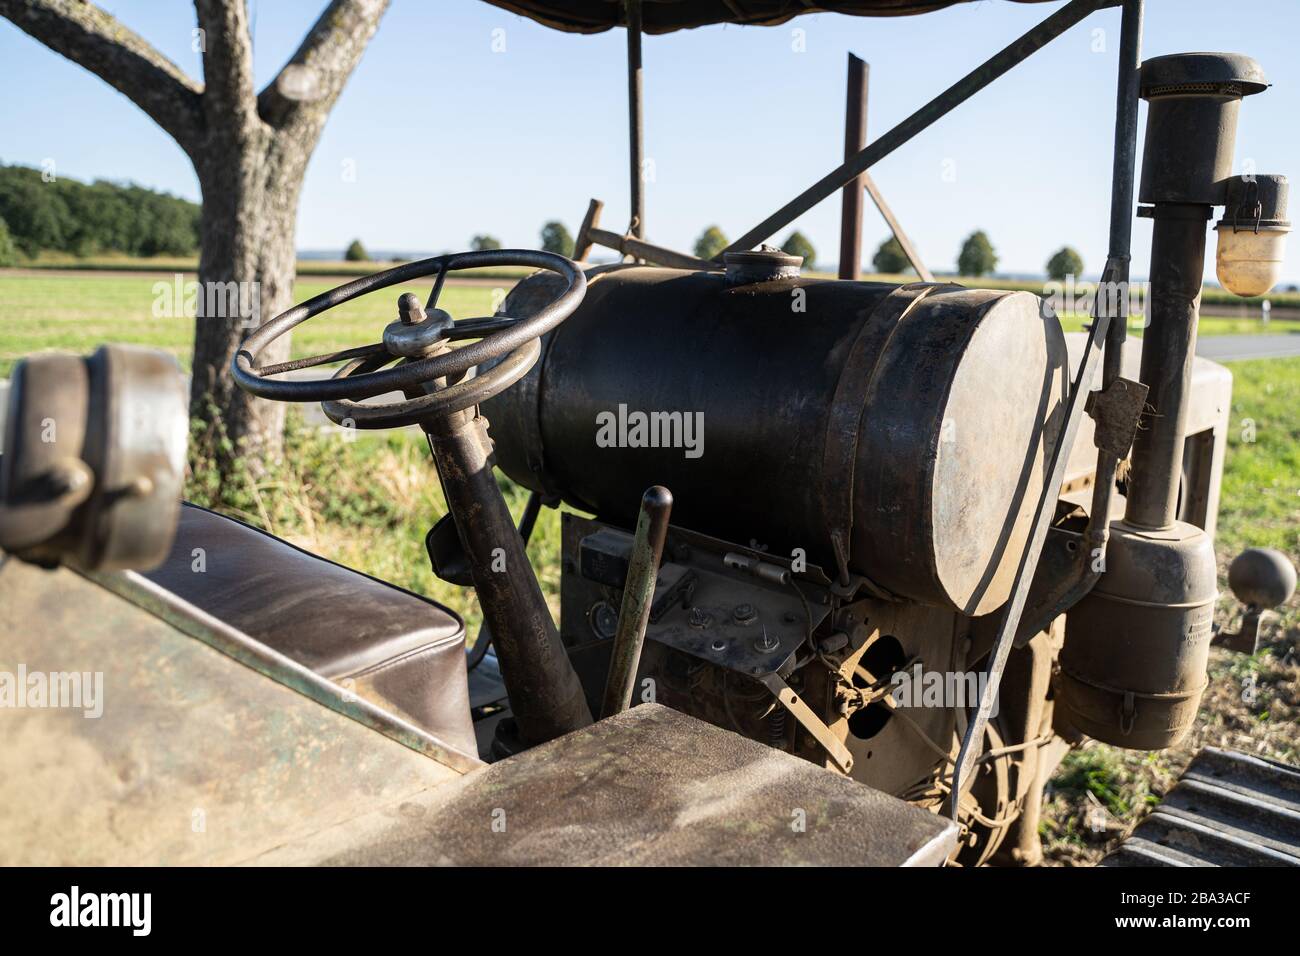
[2,268,1297,865]
[0,272,503,377]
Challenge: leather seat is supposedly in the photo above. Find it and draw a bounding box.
[144,504,476,756]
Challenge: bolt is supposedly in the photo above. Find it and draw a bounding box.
[733,603,758,626]
[397,292,427,325]
[754,629,779,653]
[688,607,712,629]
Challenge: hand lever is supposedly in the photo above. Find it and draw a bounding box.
[600,486,673,719]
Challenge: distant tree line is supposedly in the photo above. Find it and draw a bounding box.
[0,163,200,261]
[870,233,1086,281]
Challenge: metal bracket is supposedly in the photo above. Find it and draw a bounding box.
[1211,608,1265,655]
[759,672,855,774]
[1085,375,1149,458]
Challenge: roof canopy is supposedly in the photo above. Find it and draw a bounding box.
[479,0,1054,36]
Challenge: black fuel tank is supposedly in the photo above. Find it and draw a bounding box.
[484,265,1067,615]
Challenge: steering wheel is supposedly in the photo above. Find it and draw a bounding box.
[233,249,585,429]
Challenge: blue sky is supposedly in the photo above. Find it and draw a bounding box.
[3,0,1299,281]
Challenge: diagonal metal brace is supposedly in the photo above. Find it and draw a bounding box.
[948,305,1113,819]
[760,672,855,774]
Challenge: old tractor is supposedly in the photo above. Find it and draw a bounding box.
[2,0,1298,866]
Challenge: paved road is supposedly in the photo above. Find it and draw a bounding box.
[1195,333,1300,361]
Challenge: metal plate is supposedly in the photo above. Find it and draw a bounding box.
[0,557,467,865]
[250,703,959,866]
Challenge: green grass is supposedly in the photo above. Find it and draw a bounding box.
[0,272,501,376]
[1216,356,1300,558]
[1056,312,1300,336]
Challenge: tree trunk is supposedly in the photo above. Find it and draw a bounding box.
[0,0,392,476]
[191,138,305,475]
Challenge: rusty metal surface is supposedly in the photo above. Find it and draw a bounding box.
[566,514,830,679]
[251,703,958,866]
[820,281,951,588]
[1057,519,1218,749]
[1125,205,1215,529]
[1104,748,1300,867]
[426,410,593,746]
[0,557,465,865]
[838,53,868,281]
[1084,376,1148,458]
[587,224,718,271]
[1058,332,1232,533]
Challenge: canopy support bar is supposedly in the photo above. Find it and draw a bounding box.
[626,0,645,241]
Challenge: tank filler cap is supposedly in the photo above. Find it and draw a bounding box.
[1140,52,1268,99]
[724,245,802,285]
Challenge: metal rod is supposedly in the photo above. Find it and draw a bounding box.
[1016,0,1144,638]
[587,225,718,272]
[862,173,934,282]
[425,410,592,745]
[1124,204,1212,529]
[950,290,1113,820]
[600,485,672,719]
[839,53,868,280]
[625,0,645,241]
[717,0,1114,258]
[947,0,1139,817]
[1086,0,1143,537]
[574,198,604,263]
[1101,0,1143,391]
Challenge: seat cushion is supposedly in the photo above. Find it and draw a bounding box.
[143,504,475,756]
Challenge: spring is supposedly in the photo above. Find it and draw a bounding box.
[768,707,788,750]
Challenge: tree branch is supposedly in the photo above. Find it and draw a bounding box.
[0,0,203,153]
[193,0,260,143]
[257,0,389,138]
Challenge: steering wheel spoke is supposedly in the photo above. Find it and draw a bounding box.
[444,316,520,341]
[254,342,390,377]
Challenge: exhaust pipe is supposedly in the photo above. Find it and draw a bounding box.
[1058,53,1277,749]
